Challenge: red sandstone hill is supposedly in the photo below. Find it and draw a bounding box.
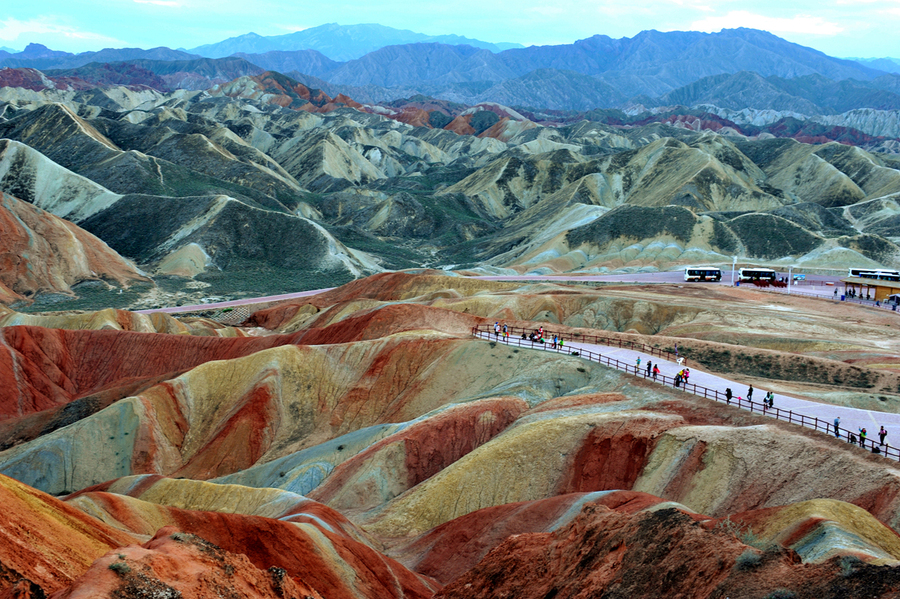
[211,70,362,113]
[0,299,483,426]
[0,474,136,595]
[0,191,148,303]
[58,490,438,599]
[435,502,900,599]
[51,527,326,599]
[0,67,94,91]
[244,270,515,330]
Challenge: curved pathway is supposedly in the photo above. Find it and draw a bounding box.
[476,330,900,459]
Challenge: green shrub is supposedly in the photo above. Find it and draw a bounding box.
[840,555,864,577]
[108,561,131,575]
[428,111,452,129]
[469,110,500,135]
[734,549,762,570]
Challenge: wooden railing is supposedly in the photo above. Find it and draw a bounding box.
[754,286,900,313]
[473,325,899,461]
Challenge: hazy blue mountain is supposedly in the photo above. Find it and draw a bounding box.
[492,29,884,97]
[188,23,523,61]
[870,74,900,95]
[467,68,627,111]
[658,71,821,113]
[0,44,200,70]
[656,71,900,114]
[46,57,264,91]
[233,49,341,79]
[309,28,887,100]
[325,43,473,87]
[0,46,16,54]
[284,71,420,104]
[853,58,900,74]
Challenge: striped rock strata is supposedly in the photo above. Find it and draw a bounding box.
[0,190,146,303]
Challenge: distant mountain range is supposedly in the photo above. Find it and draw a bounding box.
[2,26,900,120]
[44,57,265,91]
[0,43,200,70]
[186,23,523,61]
[853,57,900,74]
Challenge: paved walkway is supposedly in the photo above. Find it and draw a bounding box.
[476,331,900,455]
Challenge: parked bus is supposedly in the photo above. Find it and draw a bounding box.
[739,268,777,281]
[848,268,900,281]
[684,267,722,281]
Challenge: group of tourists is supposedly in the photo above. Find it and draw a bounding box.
[642,359,661,380]
[484,322,896,462]
[835,416,889,452]
[721,385,774,410]
[674,368,690,387]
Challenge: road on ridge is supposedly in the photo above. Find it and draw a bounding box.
[136,269,845,314]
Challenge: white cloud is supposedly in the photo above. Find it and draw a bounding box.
[691,11,844,35]
[133,0,179,6]
[273,24,311,32]
[0,16,123,43]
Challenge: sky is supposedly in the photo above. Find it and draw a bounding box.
[1,0,899,58]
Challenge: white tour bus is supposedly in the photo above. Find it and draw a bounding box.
[684,267,722,282]
[848,268,900,281]
[739,268,777,281]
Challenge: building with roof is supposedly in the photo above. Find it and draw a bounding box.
[840,276,900,302]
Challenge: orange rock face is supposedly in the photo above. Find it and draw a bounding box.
[0,474,135,594]
[0,326,300,421]
[444,115,475,136]
[435,502,900,599]
[396,491,670,584]
[58,494,438,599]
[50,527,325,599]
[0,191,146,302]
[245,270,511,331]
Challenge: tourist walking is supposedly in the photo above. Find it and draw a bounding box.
[652,365,660,380]
[766,391,774,409]
[725,388,732,404]
[494,322,500,337]
[859,428,868,448]
[880,426,888,445]
[747,385,753,402]
[502,324,508,338]
[636,357,641,373]
[646,360,652,376]
[834,417,840,438]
